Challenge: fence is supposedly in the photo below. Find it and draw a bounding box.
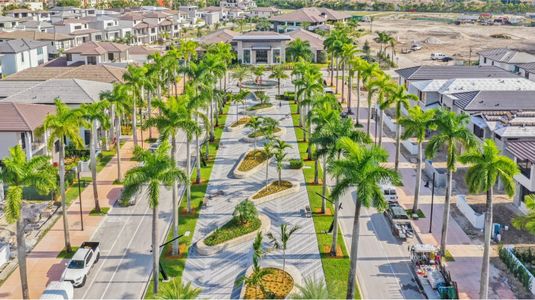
[455,195,485,229]
[500,246,535,295]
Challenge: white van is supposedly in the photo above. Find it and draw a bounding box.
[40,281,73,300]
[380,183,398,203]
[431,53,447,60]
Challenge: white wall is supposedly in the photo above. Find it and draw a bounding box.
[456,195,485,229]
[0,132,21,160]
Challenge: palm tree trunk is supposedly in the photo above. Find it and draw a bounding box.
[480,185,493,299]
[313,157,319,185]
[116,115,122,181]
[195,117,201,186]
[441,170,453,256]
[394,119,402,172]
[321,156,327,214]
[347,73,352,114]
[278,79,281,96]
[356,73,361,125]
[366,93,373,136]
[330,197,339,257]
[378,110,384,147]
[346,200,362,299]
[171,134,179,255]
[59,139,71,253]
[341,62,345,102]
[132,96,138,147]
[16,216,29,300]
[152,205,159,294]
[210,97,215,142]
[330,52,334,86]
[90,120,100,213]
[278,168,282,185]
[148,93,153,140]
[109,104,115,144]
[335,57,339,95]
[413,142,423,212]
[186,138,191,212]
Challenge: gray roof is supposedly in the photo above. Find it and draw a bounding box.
[478,48,535,64]
[0,39,48,54]
[451,90,535,111]
[1,79,112,105]
[506,140,535,163]
[0,81,41,98]
[517,62,535,73]
[0,16,18,22]
[395,65,518,81]
[233,31,291,41]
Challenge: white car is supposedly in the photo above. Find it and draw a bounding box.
[431,53,447,60]
[380,183,398,203]
[61,242,100,287]
[40,281,73,300]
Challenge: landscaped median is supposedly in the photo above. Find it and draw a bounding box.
[233,149,268,178]
[240,263,303,299]
[248,180,300,204]
[246,103,273,113]
[241,127,285,143]
[227,116,251,132]
[288,102,360,299]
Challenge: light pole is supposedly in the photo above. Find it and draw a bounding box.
[425,172,436,234]
[74,163,84,231]
[151,231,191,281]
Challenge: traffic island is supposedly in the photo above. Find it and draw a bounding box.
[248,180,299,204]
[233,149,268,178]
[240,263,303,299]
[226,116,251,132]
[196,214,271,256]
[241,127,285,143]
[246,103,273,114]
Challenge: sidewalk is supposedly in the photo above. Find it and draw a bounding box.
[0,135,146,299]
[329,75,516,299]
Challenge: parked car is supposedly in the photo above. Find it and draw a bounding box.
[441,56,454,62]
[380,183,398,203]
[411,44,422,51]
[431,53,447,60]
[40,281,73,300]
[61,242,100,287]
[384,203,415,240]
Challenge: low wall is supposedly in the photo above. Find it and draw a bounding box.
[423,160,447,188]
[501,246,535,295]
[456,195,485,229]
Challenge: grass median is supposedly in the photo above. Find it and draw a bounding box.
[289,102,360,299]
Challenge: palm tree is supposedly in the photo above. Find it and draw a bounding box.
[240,232,273,297]
[178,39,198,87]
[267,224,300,272]
[286,38,313,62]
[155,280,201,299]
[340,43,358,104]
[399,107,436,212]
[261,140,275,187]
[232,65,250,91]
[290,277,329,299]
[386,85,418,171]
[144,96,193,255]
[253,65,266,84]
[246,116,263,150]
[269,64,288,96]
[122,141,187,294]
[37,99,86,253]
[296,68,323,143]
[359,62,381,130]
[369,74,396,146]
[364,72,387,136]
[460,139,518,299]
[426,109,477,255]
[123,65,149,147]
[231,89,249,121]
[274,139,292,184]
[1,146,56,299]
[330,137,400,299]
[80,101,110,213]
[206,42,235,90]
[346,56,363,115]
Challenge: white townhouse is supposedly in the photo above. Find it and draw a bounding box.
[478,48,535,74]
[0,39,48,76]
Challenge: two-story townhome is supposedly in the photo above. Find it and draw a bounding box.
[247,7,280,19]
[505,140,535,212]
[119,13,148,44]
[478,48,535,74]
[270,7,350,32]
[0,16,19,32]
[0,102,56,161]
[64,41,130,65]
[88,15,132,41]
[220,0,256,10]
[0,39,48,76]
[0,30,75,57]
[198,6,222,25]
[5,9,51,22]
[53,18,103,45]
[16,20,54,33]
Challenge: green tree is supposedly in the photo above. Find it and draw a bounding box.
[399,106,436,212]
[274,139,292,184]
[330,137,400,298]
[123,65,149,147]
[233,199,258,224]
[339,43,358,105]
[122,141,187,294]
[359,61,381,129]
[269,65,288,96]
[513,195,535,234]
[261,140,276,188]
[80,100,110,213]
[370,74,396,146]
[267,223,300,272]
[460,139,518,299]
[286,38,313,62]
[232,66,251,91]
[155,280,201,299]
[246,116,263,150]
[1,146,56,299]
[426,109,477,255]
[37,99,87,253]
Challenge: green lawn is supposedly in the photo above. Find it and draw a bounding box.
[290,103,361,299]
[65,177,92,206]
[144,103,230,299]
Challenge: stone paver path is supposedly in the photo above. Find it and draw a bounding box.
[182,79,325,298]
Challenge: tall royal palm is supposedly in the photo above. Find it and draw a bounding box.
[359,62,381,129]
[1,146,56,299]
[80,100,110,213]
[123,65,149,147]
[38,99,87,253]
[122,141,186,294]
[347,56,364,116]
[296,69,323,143]
[286,38,313,62]
[364,72,387,136]
[426,109,477,255]
[399,106,436,212]
[207,42,235,90]
[145,96,194,255]
[178,39,198,87]
[231,65,250,91]
[460,139,518,299]
[330,137,400,299]
[269,64,288,96]
[340,43,358,105]
[369,74,395,146]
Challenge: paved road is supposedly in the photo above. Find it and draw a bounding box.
[75,131,190,299]
[182,79,325,298]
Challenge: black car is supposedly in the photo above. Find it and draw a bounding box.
[441,56,454,62]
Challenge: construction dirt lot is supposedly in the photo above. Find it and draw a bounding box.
[359,13,535,68]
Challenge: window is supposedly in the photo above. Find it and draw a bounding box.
[74,25,82,30]
[483,57,487,64]
[108,53,114,61]
[96,35,102,41]
[85,252,93,265]
[272,49,281,64]
[473,124,484,139]
[66,54,72,61]
[37,47,43,55]
[243,49,251,64]
[21,52,24,63]
[256,50,268,64]
[87,56,97,65]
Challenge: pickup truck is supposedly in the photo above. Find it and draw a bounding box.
[40,281,73,300]
[61,242,100,287]
[384,203,415,240]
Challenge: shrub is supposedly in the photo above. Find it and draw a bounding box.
[289,158,303,169]
[499,246,534,290]
[233,200,258,224]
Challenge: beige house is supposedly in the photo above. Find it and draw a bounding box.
[233,31,290,65]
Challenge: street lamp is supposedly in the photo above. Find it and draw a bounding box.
[151,231,191,281]
[74,163,84,231]
[424,172,436,234]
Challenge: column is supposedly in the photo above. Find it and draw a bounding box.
[24,131,32,160]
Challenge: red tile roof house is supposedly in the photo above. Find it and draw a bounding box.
[0,102,56,161]
[64,41,130,66]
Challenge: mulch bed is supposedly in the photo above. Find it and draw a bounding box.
[237,150,268,172]
[252,181,292,200]
[244,268,294,299]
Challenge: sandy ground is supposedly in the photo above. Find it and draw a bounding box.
[359,15,535,68]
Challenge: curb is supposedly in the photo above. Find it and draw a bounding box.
[233,149,268,179]
[238,263,303,299]
[248,180,300,205]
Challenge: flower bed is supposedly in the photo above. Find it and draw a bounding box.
[248,127,281,138]
[247,103,273,111]
[204,217,261,246]
[237,150,267,172]
[244,268,294,299]
[231,117,251,128]
[249,180,300,204]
